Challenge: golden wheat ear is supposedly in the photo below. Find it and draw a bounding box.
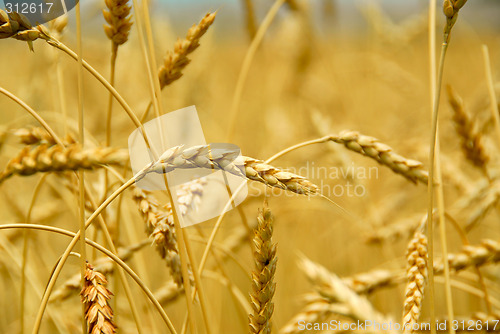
[158,12,216,88]
[103,0,133,46]
[80,262,117,334]
[249,204,277,334]
[402,230,428,333]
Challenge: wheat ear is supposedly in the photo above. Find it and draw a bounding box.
[341,239,500,297]
[443,0,468,42]
[80,262,117,334]
[402,230,428,333]
[0,144,128,184]
[447,85,489,170]
[133,179,205,286]
[249,204,277,334]
[327,131,429,184]
[279,294,334,334]
[0,10,40,41]
[13,127,76,146]
[142,144,318,195]
[299,257,391,324]
[159,12,216,88]
[103,0,132,46]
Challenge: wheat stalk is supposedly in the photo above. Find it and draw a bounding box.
[103,0,132,46]
[326,131,429,184]
[447,85,489,170]
[402,230,428,333]
[141,144,319,195]
[80,262,117,334]
[0,144,128,184]
[158,12,216,88]
[249,204,277,334]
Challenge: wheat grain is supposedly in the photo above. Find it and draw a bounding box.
[103,0,132,46]
[447,85,489,170]
[0,144,128,184]
[402,230,428,333]
[249,204,277,334]
[158,12,216,88]
[80,262,117,334]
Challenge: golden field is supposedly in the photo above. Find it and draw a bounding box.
[0,0,500,333]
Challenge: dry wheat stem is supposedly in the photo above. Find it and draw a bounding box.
[80,262,117,334]
[249,204,277,334]
[402,231,428,333]
[0,144,128,184]
[447,85,489,171]
[158,12,216,88]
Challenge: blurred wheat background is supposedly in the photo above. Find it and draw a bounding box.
[0,0,500,333]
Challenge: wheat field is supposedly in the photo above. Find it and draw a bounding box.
[0,0,500,333]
